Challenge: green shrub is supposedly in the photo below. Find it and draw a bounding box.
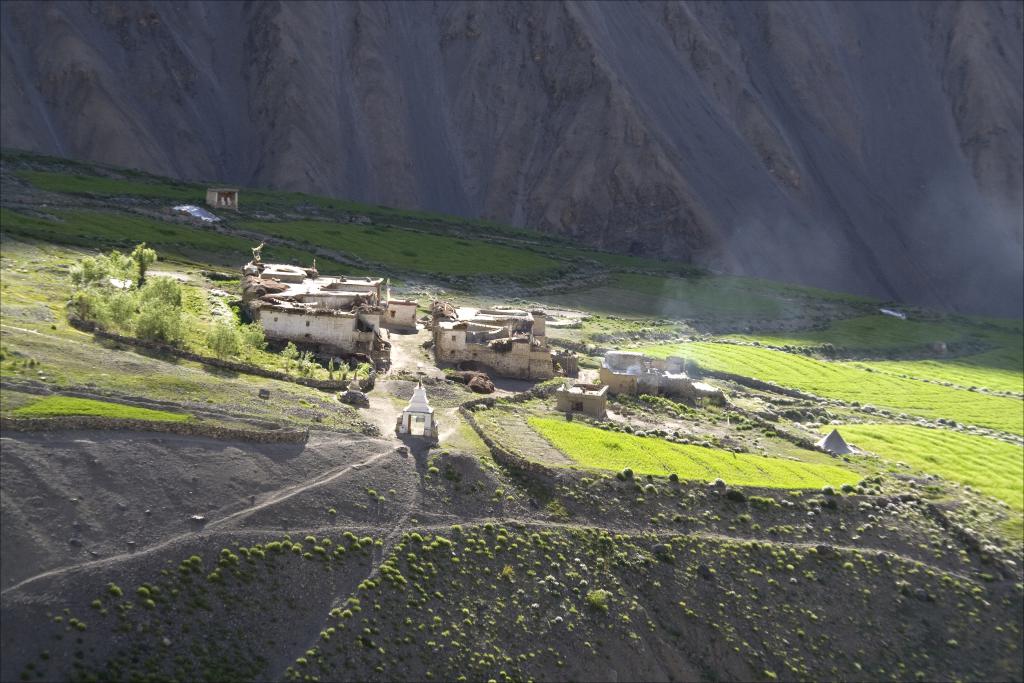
[586,589,611,612]
[207,323,240,359]
[135,301,183,343]
[239,322,267,351]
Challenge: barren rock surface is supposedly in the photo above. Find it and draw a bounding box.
[1,1,1021,314]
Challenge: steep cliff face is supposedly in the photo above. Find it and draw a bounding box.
[2,1,1021,314]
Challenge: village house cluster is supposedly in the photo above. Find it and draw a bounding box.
[236,247,727,438]
[240,245,416,367]
[430,302,576,380]
[599,351,726,405]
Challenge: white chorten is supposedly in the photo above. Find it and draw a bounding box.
[397,382,438,440]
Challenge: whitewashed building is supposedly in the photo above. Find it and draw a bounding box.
[396,382,438,441]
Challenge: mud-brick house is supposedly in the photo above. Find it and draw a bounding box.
[555,383,608,418]
[241,257,391,367]
[431,302,556,380]
[599,351,725,405]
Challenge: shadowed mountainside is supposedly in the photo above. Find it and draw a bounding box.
[2,0,1021,314]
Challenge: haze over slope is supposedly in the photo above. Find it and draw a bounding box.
[2,1,1022,314]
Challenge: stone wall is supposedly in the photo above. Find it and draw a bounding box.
[457,381,565,482]
[458,404,557,483]
[0,416,309,443]
[698,368,818,401]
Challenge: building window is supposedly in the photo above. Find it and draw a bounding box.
[451,335,456,342]
[273,316,278,322]
[305,320,310,327]
[390,310,396,318]
[573,402,583,411]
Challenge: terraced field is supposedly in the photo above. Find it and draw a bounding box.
[831,424,1024,512]
[640,342,1024,435]
[529,417,858,488]
[12,396,190,422]
[241,219,562,276]
[727,314,992,351]
[548,272,868,321]
[0,208,356,273]
[856,347,1023,395]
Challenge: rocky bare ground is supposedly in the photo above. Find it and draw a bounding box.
[2,1,1022,314]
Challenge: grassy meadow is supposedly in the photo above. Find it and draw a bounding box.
[549,271,868,321]
[13,396,190,422]
[0,208,357,274]
[529,417,858,488]
[640,342,1024,435]
[856,349,1023,395]
[831,424,1023,512]
[726,314,993,351]
[241,219,562,276]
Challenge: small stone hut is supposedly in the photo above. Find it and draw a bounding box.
[206,187,239,210]
[555,383,608,418]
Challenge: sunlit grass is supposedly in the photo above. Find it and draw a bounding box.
[530,417,858,488]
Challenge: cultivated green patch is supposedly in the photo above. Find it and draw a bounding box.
[828,424,1024,512]
[240,219,562,276]
[549,272,868,321]
[17,171,203,201]
[12,396,190,422]
[727,314,994,351]
[529,417,857,488]
[858,347,1023,395]
[0,208,354,274]
[640,342,1024,435]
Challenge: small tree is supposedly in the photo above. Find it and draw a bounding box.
[105,290,139,334]
[207,323,240,359]
[281,342,299,371]
[68,289,108,324]
[135,301,183,343]
[239,322,267,351]
[139,276,182,308]
[297,350,316,377]
[69,256,110,289]
[131,243,157,287]
[327,358,336,380]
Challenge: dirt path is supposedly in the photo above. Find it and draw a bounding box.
[1,439,397,597]
[386,324,443,378]
[205,441,397,531]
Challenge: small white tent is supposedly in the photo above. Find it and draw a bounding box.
[815,429,853,455]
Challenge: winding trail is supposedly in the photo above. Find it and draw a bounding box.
[1,440,396,597]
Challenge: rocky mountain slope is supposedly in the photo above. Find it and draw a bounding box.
[2,1,1022,314]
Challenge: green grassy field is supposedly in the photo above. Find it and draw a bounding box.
[241,219,562,276]
[830,424,1024,512]
[855,346,1024,394]
[724,315,1023,393]
[12,396,190,422]
[529,417,858,488]
[727,315,991,351]
[0,208,356,273]
[639,342,1024,435]
[548,272,867,321]
[17,171,204,201]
